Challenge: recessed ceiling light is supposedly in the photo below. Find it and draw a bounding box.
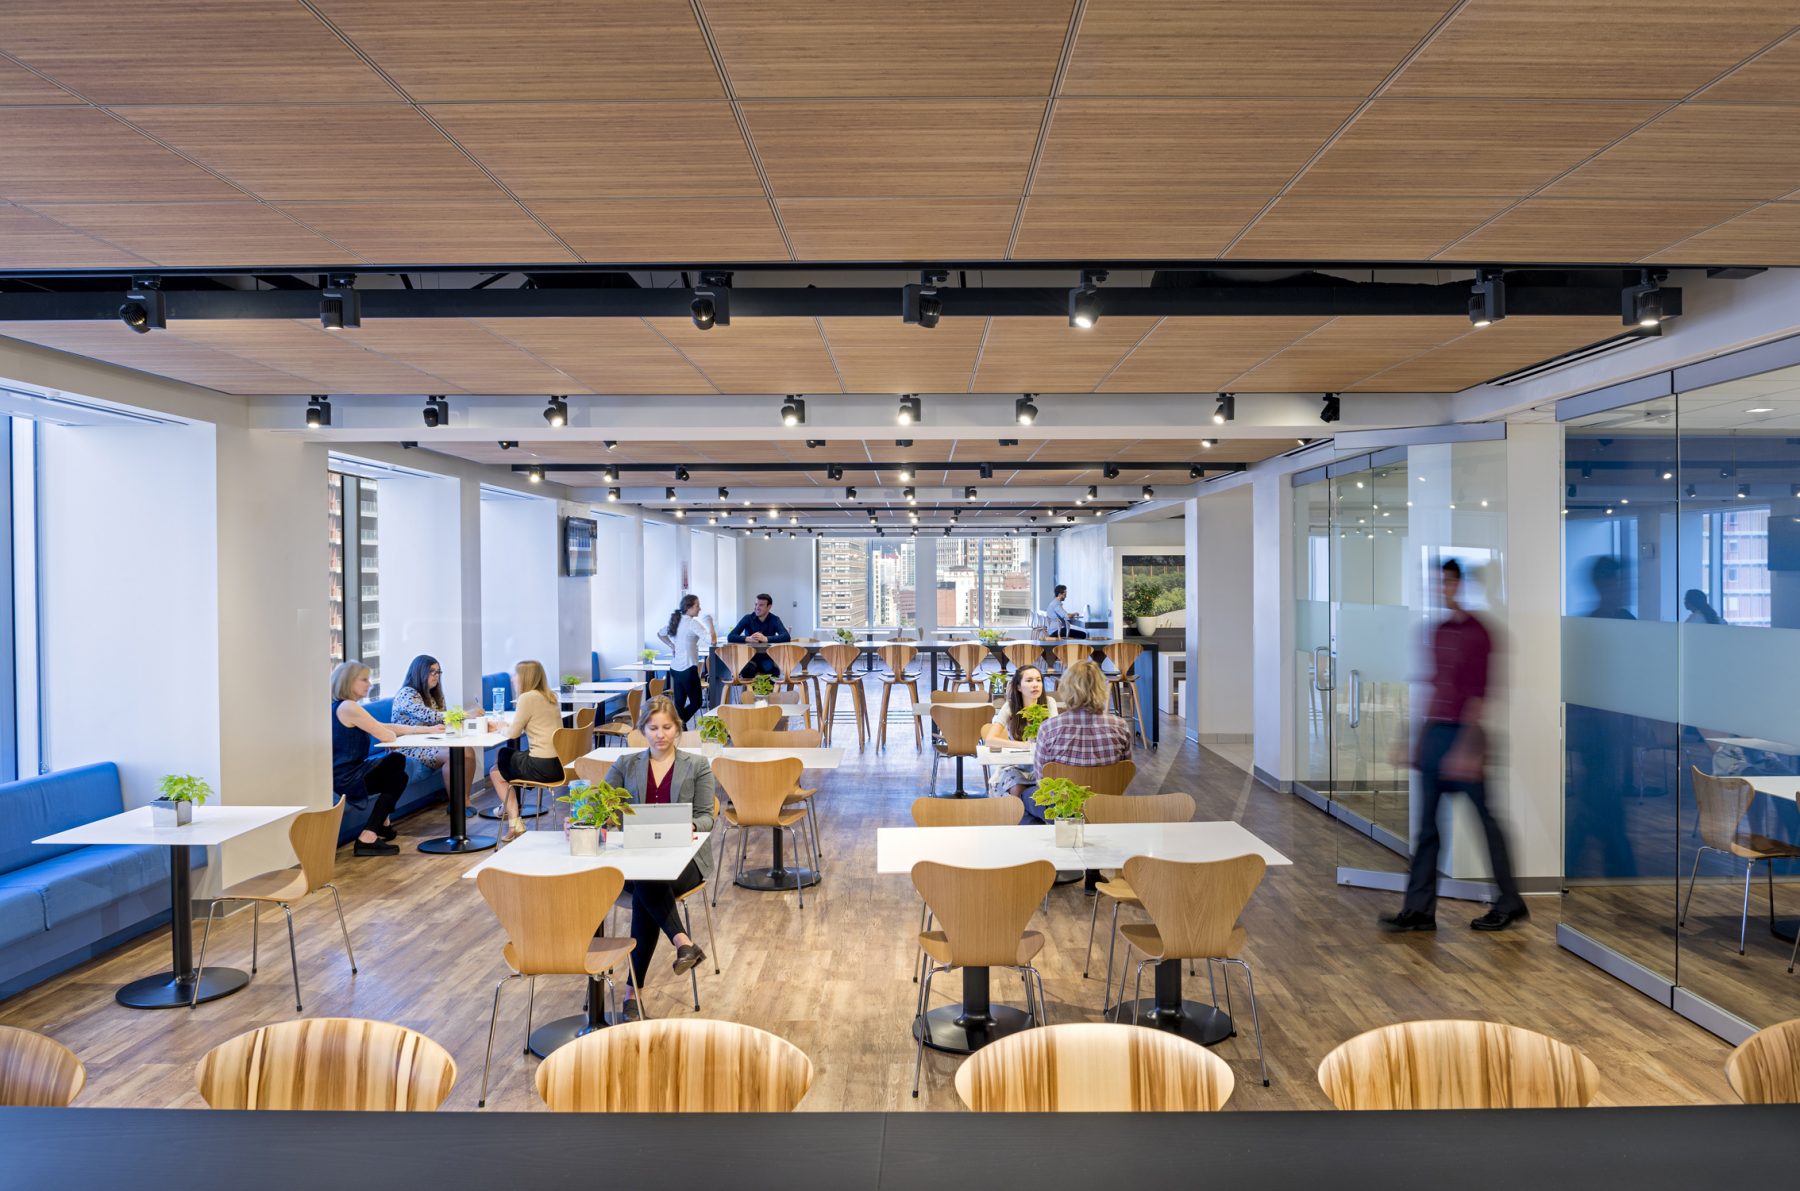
[1747,407,1774,414]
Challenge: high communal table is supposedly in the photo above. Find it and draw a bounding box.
[463,830,708,1057]
[398,730,509,853]
[876,821,1290,1054]
[36,804,304,1009]
[584,744,840,892]
[916,637,1163,746]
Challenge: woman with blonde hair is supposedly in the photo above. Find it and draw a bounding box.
[330,661,439,856]
[488,660,564,841]
[1030,659,1131,820]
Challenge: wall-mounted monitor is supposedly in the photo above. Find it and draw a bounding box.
[564,516,596,577]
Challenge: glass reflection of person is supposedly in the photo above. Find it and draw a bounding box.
[1566,554,1640,878]
[1684,589,1723,625]
[1588,555,1636,619]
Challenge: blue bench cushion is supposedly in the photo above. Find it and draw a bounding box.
[0,886,43,949]
[364,696,395,723]
[482,672,513,712]
[0,762,125,875]
[0,844,168,929]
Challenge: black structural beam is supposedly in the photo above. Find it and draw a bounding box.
[519,461,1249,475]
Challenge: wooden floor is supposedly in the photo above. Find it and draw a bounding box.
[0,715,1742,1111]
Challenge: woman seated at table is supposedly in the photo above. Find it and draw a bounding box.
[390,654,472,808]
[330,661,439,857]
[487,660,565,843]
[602,695,715,1017]
[981,664,1058,804]
[1028,660,1131,825]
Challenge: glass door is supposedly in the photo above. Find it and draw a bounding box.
[1292,475,1335,801]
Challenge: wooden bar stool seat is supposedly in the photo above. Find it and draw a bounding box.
[1101,642,1148,746]
[817,643,869,751]
[714,644,756,706]
[876,644,924,751]
[947,642,988,693]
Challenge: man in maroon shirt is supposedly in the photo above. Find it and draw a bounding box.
[1380,559,1527,933]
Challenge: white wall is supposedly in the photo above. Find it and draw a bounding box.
[1500,423,1565,882]
[480,492,558,678]
[556,499,593,683]
[1250,469,1293,784]
[377,471,478,704]
[1190,488,1254,737]
[1055,523,1109,619]
[592,510,642,676]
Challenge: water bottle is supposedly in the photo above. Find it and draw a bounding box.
[491,688,504,716]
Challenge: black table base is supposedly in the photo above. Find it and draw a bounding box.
[915,967,1030,1055]
[1771,917,1798,943]
[1117,958,1232,1044]
[421,744,498,853]
[932,754,979,798]
[736,826,821,891]
[528,975,627,1059]
[118,966,248,1010]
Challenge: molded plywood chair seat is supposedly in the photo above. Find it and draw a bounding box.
[947,642,989,692]
[1039,760,1137,798]
[767,643,818,726]
[817,643,869,751]
[954,1021,1233,1112]
[906,796,1026,983]
[714,644,756,706]
[1102,642,1148,745]
[536,1018,813,1112]
[194,799,355,1012]
[1317,1020,1600,1109]
[1079,792,1196,1003]
[509,726,597,825]
[714,756,810,907]
[0,1025,85,1107]
[196,1017,456,1111]
[876,644,924,751]
[597,688,644,744]
[614,730,699,750]
[930,701,995,798]
[1115,853,1270,1086]
[1726,1018,1800,1104]
[572,706,596,731]
[910,859,1056,1097]
[731,728,826,864]
[1683,767,1800,955]
[718,702,782,744]
[473,866,634,1107]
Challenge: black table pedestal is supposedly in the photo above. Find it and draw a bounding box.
[914,966,1031,1055]
[735,825,820,891]
[933,754,978,799]
[117,846,250,1009]
[1117,958,1232,1045]
[528,975,628,1059]
[421,744,498,853]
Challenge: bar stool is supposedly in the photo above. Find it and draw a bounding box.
[536,1019,814,1111]
[876,644,924,751]
[955,1021,1234,1112]
[1050,642,1090,685]
[1102,642,1148,745]
[1001,643,1041,677]
[929,698,994,798]
[197,1017,457,1111]
[714,643,756,706]
[718,702,781,744]
[818,643,869,750]
[946,642,988,692]
[473,865,634,1107]
[0,1025,85,1107]
[1318,1020,1600,1109]
[768,643,817,727]
[1078,791,1194,1006]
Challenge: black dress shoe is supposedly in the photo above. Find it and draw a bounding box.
[619,997,644,1021]
[373,823,397,841]
[672,943,706,975]
[1471,906,1530,932]
[353,839,400,857]
[1377,910,1437,932]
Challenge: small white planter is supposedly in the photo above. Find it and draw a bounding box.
[1053,818,1085,848]
[702,740,723,759]
[568,826,601,857]
[151,799,192,828]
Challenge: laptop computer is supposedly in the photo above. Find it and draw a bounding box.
[620,803,694,849]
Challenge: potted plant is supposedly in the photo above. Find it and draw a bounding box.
[1033,776,1096,848]
[1018,702,1050,741]
[560,673,581,694]
[989,671,1009,705]
[153,774,212,827]
[640,648,658,664]
[835,627,857,645]
[750,673,775,705]
[444,705,467,735]
[977,627,1002,646]
[698,714,729,758]
[558,779,635,856]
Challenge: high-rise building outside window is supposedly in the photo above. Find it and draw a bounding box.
[328,471,381,694]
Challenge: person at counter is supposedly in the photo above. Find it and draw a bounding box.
[727,593,788,678]
[1046,585,1087,639]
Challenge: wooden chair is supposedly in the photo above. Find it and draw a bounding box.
[536,1019,813,1112]
[732,728,827,864]
[1683,767,1800,954]
[196,1017,457,1111]
[1317,1020,1601,1109]
[509,725,595,826]
[194,800,356,1012]
[1102,641,1148,745]
[473,866,634,1107]
[1114,854,1270,1086]
[767,643,818,726]
[946,642,989,692]
[954,1021,1233,1112]
[930,701,994,798]
[0,1025,85,1107]
[875,644,924,751]
[906,797,1025,983]
[597,688,643,744]
[615,729,699,750]
[572,706,596,731]
[714,644,756,706]
[910,859,1056,1097]
[648,677,665,700]
[817,642,869,750]
[718,702,782,744]
[1080,792,1196,1005]
[1726,1018,1800,1104]
[714,756,810,907]
[1039,760,1138,798]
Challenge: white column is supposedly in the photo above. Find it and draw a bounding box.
[1250,470,1294,785]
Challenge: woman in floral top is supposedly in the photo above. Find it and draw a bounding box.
[393,654,466,804]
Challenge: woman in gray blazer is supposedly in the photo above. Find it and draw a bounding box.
[603,696,716,1015]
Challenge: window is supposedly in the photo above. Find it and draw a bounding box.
[934,537,1034,627]
[328,471,381,694]
[1,417,31,780]
[816,537,917,628]
[1698,506,1770,627]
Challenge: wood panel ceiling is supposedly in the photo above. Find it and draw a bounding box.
[0,1,1795,272]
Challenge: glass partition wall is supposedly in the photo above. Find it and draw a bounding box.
[1563,364,1800,1035]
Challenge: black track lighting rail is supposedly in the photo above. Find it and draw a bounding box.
[515,460,1248,476]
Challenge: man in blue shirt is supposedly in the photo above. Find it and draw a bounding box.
[726,593,789,678]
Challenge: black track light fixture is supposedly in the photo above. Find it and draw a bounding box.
[1189,465,1204,479]
[665,487,678,501]
[689,276,731,330]
[606,487,620,502]
[1141,485,1155,500]
[526,465,544,484]
[846,486,858,501]
[979,462,994,480]
[1320,393,1341,424]
[903,269,947,328]
[674,466,690,482]
[674,507,685,519]
[1015,394,1038,425]
[543,395,568,427]
[1623,269,1666,327]
[1068,269,1106,329]
[780,395,807,426]
[718,486,730,500]
[421,395,448,428]
[120,276,166,333]
[604,439,616,450]
[826,463,843,481]
[1213,393,1235,425]
[498,440,518,450]
[806,439,826,449]
[1468,269,1506,328]
[320,273,361,330]
[1103,464,1121,480]
[897,394,922,426]
[1201,438,1216,449]
[965,486,978,501]
[601,465,619,483]
[303,394,331,428]
[898,464,916,483]
[904,486,916,503]
[1085,484,1098,501]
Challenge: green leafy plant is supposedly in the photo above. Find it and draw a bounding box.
[977,628,1002,645]
[1123,573,1185,619]
[559,779,636,829]
[750,674,775,697]
[157,774,212,806]
[1032,776,1095,822]
[1018,702,1051,741]
[698,715,729,745]
[561,674,581,688]
[989,672,1010,698]
[835,627,856,645]
[444,706,467,730]
[640,648,658,662]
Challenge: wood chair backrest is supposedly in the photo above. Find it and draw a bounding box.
[948,642,987,675]
[536,1019,813,1112]
[290,801,347,892]
[911,860,1055,969]
[1726,1018,1800,1104]
[614,730,699,750]
[954,1022,1232,1112]
[1040,760,1138,798]
[1083,791,1194,824]
[819,643,861,680]
[1052,643,1091,669]
[1690,766,1757,852]
[624,687,644,724]
[935,702,993,754]
[573,706,596,730]
[1002,644,1042,669]
[475,866,624,976]
[714,756,805,827]
[930,690,991,705]
[1317,1020,1600,1110]
[714,644,754,674]
[1122,854,1265,961]
[648,678,665,699]
[767,643,809,679]
[878,644,918,676]
[195,1017,457,1111]
[719,703,783,742]
[1102,641,1143,673]
[0,1025,85,1107]
[553,725,595,766]
[911,795,1024,827]
[733,728,823,749]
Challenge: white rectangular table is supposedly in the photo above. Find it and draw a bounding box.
[582,745,843,769]
[574,681,640,694]
[36,804,305,1008]
[394,730,511,852]
[1747,776,1800,804]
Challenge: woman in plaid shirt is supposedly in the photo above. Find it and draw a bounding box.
[1028,660,1132,823]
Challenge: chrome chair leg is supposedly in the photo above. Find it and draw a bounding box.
[699,887,721,973]
[282,904,301,1012]
[478,973,513,1107]
[249,901,259,973]
[1679,845,1711,925]
[523,974,537,1054]
[912,964,938,1098]
[1082,894,1101,977]
[789,826,806,909]
[1739,861,1754,955]
[326,883,358,973]
[191,899,224,1008]
[1102,902,1122,1015]
[680,901,701,1011]
[1226,957,1270,1087]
